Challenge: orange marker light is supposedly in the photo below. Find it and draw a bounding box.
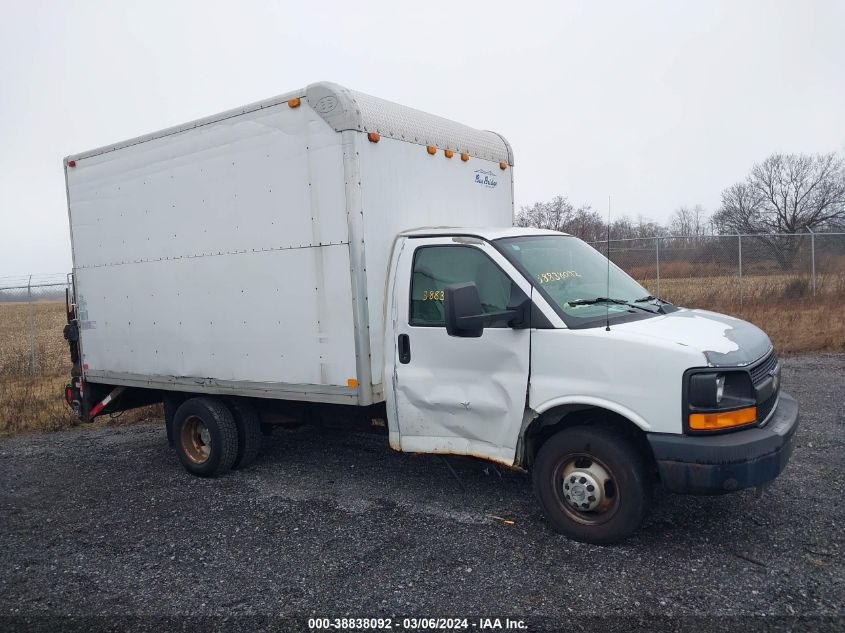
[367,132,381,143]
[288,98,301,108]
[444,149,454,158]
[499,162,508,170]
[427,145,437,155]
[347,378,359,388]
[689,406,756,430]
[460,153,469,162]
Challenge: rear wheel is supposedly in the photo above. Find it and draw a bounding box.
[227,398,261,469]
[163,394,184,448]
[533,426,650,544]
[173,397,238,477]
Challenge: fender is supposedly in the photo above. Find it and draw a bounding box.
[529,395,652,432]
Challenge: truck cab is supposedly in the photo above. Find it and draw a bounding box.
[384,227,799,543]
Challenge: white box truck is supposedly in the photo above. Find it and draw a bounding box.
[63,82,798,543]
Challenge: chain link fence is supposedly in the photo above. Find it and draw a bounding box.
[0,275,70,378]
[0,275,76,433]
[589,232,845,311]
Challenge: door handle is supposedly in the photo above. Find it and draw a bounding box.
[398,334,411,364]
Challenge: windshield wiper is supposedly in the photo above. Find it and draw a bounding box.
[567,297,659,314]
[634,295,671,313]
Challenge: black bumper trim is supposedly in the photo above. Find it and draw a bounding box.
[647,392,799,494]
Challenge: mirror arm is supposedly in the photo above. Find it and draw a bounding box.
[457,301,529,329]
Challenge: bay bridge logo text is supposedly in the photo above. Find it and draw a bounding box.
[474,169,498,189]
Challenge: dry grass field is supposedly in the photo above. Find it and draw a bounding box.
[0,270,842,435]
[0,302,159,435]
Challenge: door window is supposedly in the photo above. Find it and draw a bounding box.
[410,245,516,327]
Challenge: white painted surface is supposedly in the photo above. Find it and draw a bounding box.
[528,322,707,435]
[68,98,359,390]
[359,138,514,385]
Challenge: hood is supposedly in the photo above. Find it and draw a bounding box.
[613,308,773,367]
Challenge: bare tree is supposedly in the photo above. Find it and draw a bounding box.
[713,152,845,269]
[515,195,664,242]
[669,204,710,238]
[515,195,575,232]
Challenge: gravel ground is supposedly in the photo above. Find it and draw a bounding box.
[1,355,843,632]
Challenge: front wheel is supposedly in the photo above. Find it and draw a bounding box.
[533,426,650,544]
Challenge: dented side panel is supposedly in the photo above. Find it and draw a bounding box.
[386,237,532,464]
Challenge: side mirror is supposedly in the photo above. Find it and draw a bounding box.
[444,282,485,337]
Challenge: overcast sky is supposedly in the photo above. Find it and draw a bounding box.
[1,0,843,277]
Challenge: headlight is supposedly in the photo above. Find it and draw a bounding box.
[685,370,756,433]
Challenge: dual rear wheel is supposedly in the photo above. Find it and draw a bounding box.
[170,396,261,477]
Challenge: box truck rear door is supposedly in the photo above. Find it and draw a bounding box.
[390,237,531,465]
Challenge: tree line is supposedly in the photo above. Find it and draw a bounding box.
[515,151,845,243]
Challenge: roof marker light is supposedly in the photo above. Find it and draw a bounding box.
[68,160,77,168]
[444,149,454,158]
[427,145,437,155]
[499,162,508,170]
[288,98,301,108]
[367,132,380,143]
[460,153,469,162]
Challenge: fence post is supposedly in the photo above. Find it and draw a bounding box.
[807,227,816,297]
[655,237,660,298]
[737,234,743,308]
[27,274,36,375]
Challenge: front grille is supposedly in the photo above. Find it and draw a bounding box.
[750,350,778,386]
[749,349,779,424]
[757,392,777,423]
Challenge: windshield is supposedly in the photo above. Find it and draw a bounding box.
[496,235,655,325]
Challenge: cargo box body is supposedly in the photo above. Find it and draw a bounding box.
[65,82,514,405]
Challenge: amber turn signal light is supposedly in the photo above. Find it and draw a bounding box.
[367,132,380,143]
[288,98,301,108]
[689,406,756,430]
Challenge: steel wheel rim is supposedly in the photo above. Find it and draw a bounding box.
[551,452,621,526]
[181,415,211,464]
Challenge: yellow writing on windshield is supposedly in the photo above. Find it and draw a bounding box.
[537,271,581,284]
[422,290,445,301]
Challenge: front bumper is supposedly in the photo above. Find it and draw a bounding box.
[647,392,799,494]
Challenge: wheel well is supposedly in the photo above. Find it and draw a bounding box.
[519,405,656,474]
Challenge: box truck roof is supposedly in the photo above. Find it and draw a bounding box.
[65,81,513,167]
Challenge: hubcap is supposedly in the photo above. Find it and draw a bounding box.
[555,454,618,523]
[563,469,604,511]
[181,416,211,464]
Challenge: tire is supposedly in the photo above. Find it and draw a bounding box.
[173,397,239,477]
[227,399,262,469]
[533,426,650,544]
[163,394,184,448]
